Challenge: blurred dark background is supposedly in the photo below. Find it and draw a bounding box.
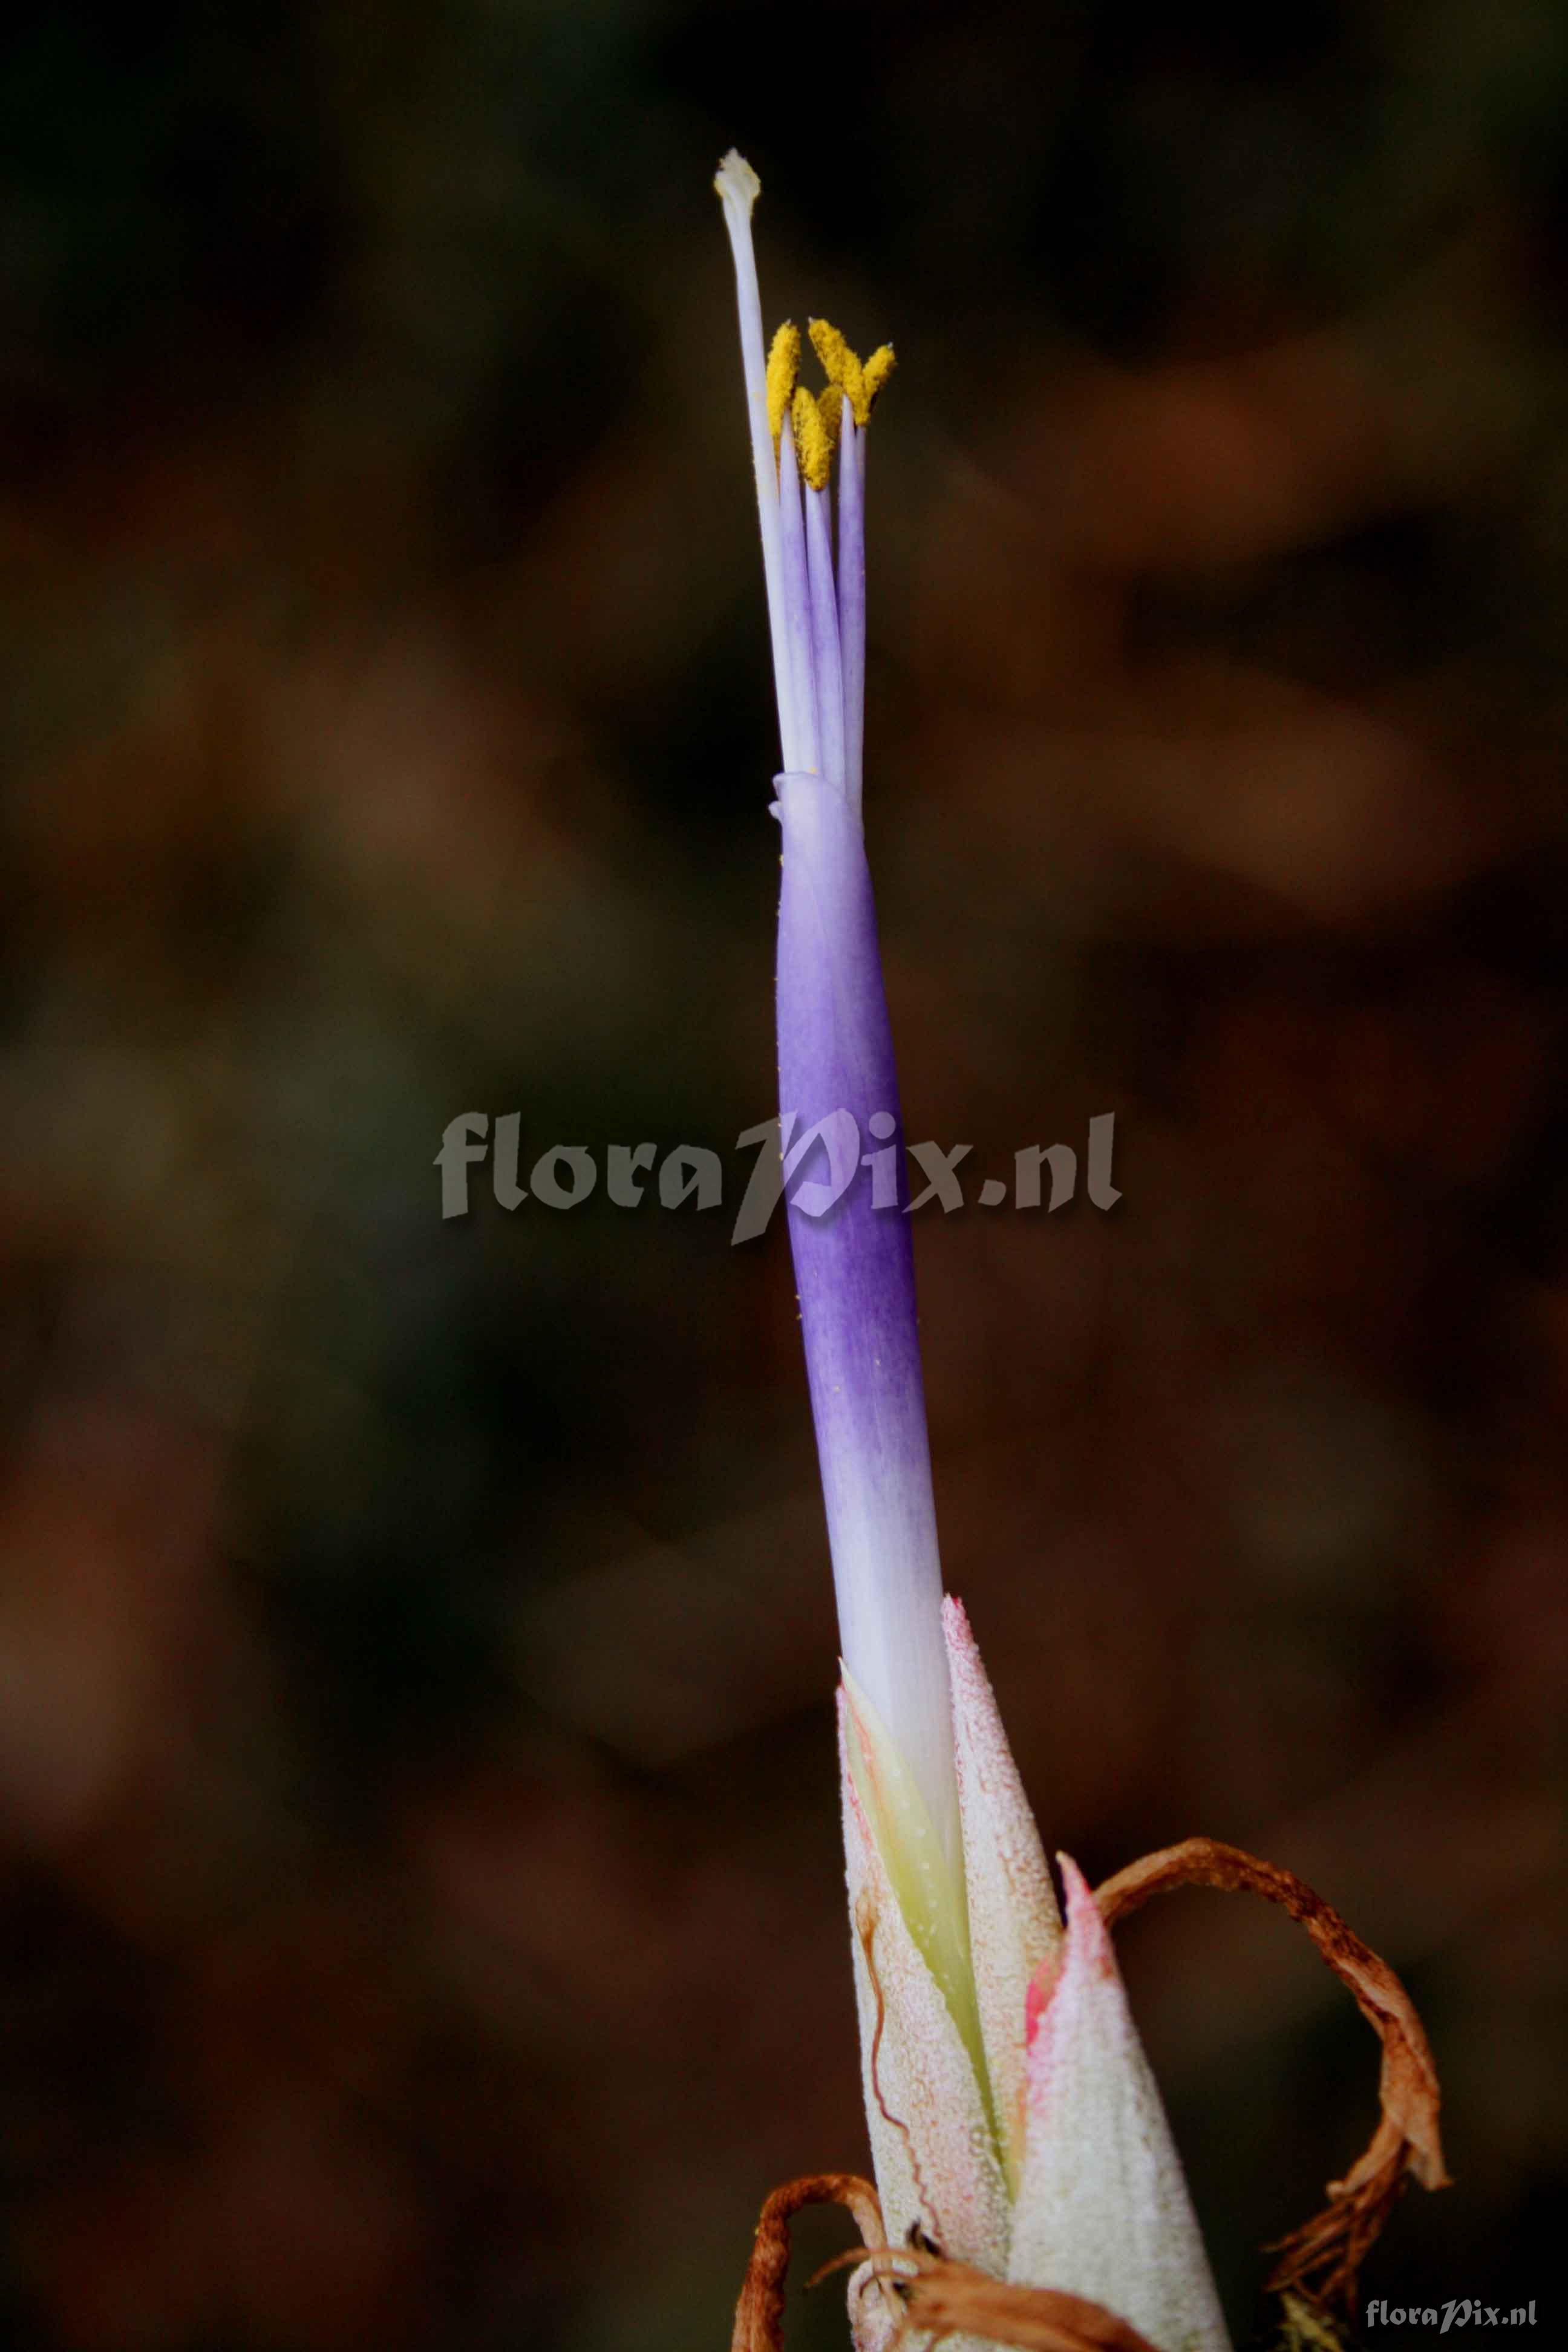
[1,1,1564,2346]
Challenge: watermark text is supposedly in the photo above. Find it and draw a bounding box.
[435,1111,1121,1241]
[1367,2299,1538,2331]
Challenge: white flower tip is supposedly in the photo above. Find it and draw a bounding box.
[1056,1852,1106,1944]
[1011,1847,1232,2352]
[1021,1858,1116,2053]
[714,148,761,215]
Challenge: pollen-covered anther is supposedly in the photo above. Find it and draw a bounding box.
[766,321,800,448]
[809,317,861,410]
[791,385,835,489]
[860,344,896,414]
[809,318,895,426]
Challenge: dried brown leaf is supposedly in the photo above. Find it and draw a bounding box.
[1093,1836,1449,2312]
[860,2247,1168,2352]
[731,2174,889,2352]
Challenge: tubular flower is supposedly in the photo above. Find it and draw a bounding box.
[715,153,1445,2352]
[714,148,1227,2352]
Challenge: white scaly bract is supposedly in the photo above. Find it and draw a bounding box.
[841,1600,1232,2352]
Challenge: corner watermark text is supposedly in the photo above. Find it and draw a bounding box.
[1367,2300,1538,2331]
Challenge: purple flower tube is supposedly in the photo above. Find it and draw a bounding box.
[774,769,957,1881]
[714,154,962,1922]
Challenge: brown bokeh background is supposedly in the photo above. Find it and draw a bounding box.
[1,3,1564,2347]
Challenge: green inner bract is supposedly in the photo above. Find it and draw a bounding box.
[842,1667,999,2153]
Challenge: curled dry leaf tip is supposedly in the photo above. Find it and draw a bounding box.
[1092,1835,1449,2316]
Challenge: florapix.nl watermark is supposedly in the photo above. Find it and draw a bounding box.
[1367,2301,1538,2331]
[435,1111,1121,1243]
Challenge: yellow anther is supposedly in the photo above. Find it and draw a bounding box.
[817,384,845,454]
[809,318,863,411]
[808,318,894,426]
[766,322,800,449]
[860,344,896,414]
[791,385,833,490]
